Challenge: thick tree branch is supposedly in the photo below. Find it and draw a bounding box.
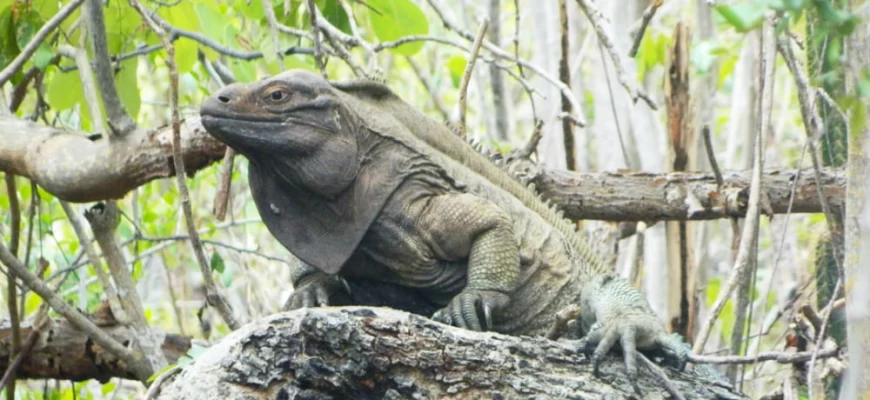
[0,318,191,382]
[154,307,743,399]
[0,116,845,222]
[0,116,224,202]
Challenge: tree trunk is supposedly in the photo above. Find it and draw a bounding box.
[154,307,745,400]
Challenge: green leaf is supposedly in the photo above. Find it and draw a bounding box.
[714,3,765,32]
[115,58,141,119]
[210,252,225,274]
[46,67,84,110]
[367,0,429,56]
[445,55,466,88]
[32,43,54,69]
[194,2,228,60]
[317,0,351,34]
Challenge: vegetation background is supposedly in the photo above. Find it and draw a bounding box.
[0,0,868,398]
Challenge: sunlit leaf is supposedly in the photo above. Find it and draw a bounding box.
[714,3,765,32]
[445,55,466,88]
[116,57,141,119]
[46,66,84,110]
[367,0,428,56]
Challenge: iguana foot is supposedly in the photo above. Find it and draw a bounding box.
[283,272,350,310]
[432,290,509,331]
[578,314,688,387]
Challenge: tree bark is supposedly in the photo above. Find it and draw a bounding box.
[154,307,744,400]
[0,116,844,222]
[0,318,191,382]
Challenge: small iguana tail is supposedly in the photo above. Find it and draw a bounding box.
[332,79,611,276]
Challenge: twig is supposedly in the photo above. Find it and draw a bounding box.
[57,44,106,134]
[545,304,581,340]
[213,149,235,221]
[306,0,327,77]
[702,124,724,190]
[406,57,451,121]
[628,0,663,58]
[59,201,128,323]
[512,0,525,78]
[0,303,49,389]
[262,0,285,70]
[427,0,585,125]
[574,0,656,109]
[3,174,21,400]
[0,0,84,87]
[807,277,842,396]
[85,202,168,370]
[693,14,775,354]
[457,18,489,137]
[690,347,839,365]
[599,42,632,169]
[83,0,136,135]
[0,242,148,378]
[777,35,844,276]
[131,0,241,331]
[143,366,181,400]
[637,351,686,400]
[558,0,575,170]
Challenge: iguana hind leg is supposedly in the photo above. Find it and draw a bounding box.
[578,276,688,385]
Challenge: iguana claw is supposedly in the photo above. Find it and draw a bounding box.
[284,272,349,310]
[432,290,509,332]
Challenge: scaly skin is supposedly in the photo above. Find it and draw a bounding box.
[199,70,688,387]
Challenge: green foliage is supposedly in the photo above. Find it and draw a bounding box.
[210,251,226,273]
[367,0,429,55]
[445,55,467,88]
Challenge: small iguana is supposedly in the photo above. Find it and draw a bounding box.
[199,70,688,384]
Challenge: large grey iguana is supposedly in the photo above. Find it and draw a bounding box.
[199,69,688,384]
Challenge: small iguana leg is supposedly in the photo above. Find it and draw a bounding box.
[579,275,689,381]
[283,262,349,310]
[420,193,519,331]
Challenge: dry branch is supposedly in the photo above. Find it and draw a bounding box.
[0,116,845,222]
[0,318,191,382]
[154,307,744,399]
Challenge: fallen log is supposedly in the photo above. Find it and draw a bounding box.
[155,307,744,399]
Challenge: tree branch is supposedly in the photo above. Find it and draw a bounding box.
[0,318,190,382]
[84,0,136,135]
[155,307,743,399]
[0,0,84,87]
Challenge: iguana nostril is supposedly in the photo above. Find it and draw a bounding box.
[217,95,231,103]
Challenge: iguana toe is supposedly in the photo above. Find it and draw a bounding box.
[433,290,509,332]
[284,273,348,310]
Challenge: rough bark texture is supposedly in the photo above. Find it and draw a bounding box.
[509,160,844,221]
[156,307,744,400]
[0,115,843,222]
[0,116,224,202]
[0,318,191,382]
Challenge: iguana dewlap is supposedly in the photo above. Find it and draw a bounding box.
[200,70,687,383]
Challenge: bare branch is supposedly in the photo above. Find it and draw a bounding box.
[574,0,657,109]
[0,0,84,87]
[628,0,663,58]
[262,0,285,70]
[702,124,724,189]
[693,14,775,354]
[0,242,149,380]
[306,0,328,76]
[689,348,840,366]
[84,0,136,135]
[131,0,241,331]
[457,18,489,137]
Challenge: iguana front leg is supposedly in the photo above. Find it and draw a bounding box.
[283,262,349,310]
[579,275,688,384]
[419,193,520,331]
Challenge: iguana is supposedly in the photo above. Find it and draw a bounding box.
[199,69,688,384]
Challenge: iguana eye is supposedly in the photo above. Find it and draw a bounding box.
[265,88,288,102]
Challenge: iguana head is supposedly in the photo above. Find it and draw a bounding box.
[199,70,414,274]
